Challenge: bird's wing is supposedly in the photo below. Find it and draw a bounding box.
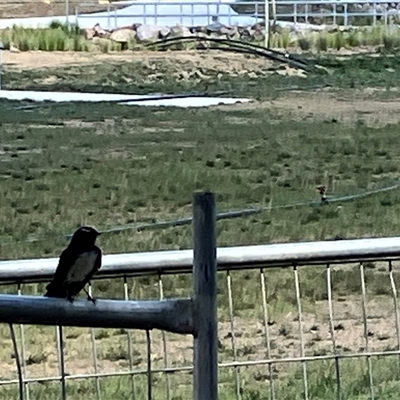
[82,246,102,285]
[95,246,102,271]
[46,247,77,290]
[67,247,102,297]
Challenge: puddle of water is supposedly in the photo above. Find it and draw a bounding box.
[0,89,251,108]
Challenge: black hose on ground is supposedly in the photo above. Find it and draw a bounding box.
[144,35,320,72]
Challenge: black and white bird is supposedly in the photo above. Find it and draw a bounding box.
[44,226,102,303]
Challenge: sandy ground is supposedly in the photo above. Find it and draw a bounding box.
[2,51,147,70]
[2,50,293,73]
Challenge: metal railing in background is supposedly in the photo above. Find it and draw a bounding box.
[73,0,400,28]
[2,0,400,28]
[1,235,400,282]
[0,229,400,397]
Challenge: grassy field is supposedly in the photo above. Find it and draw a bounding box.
[1,50,400,399]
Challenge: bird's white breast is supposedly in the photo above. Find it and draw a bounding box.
[66,251,98,283]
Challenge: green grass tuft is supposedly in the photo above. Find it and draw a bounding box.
[3,23,400,53]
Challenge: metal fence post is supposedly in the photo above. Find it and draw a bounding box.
[66,0,69,25]
[0,40,3,91]
[264,0,269,48]
[192,191,218,400]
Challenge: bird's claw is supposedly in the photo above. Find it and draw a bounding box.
[82,287,96,304]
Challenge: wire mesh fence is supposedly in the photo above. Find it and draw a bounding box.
[3,0,400,27]
[0,247,400,399]
[72,0,400,29]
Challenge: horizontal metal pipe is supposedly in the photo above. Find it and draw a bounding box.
[0,295,193,335]
[0,365,194,387]
[0,236,400,283]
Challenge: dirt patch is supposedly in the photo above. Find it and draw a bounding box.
[2,51,125,70]
[221,90,400,126]
[273,91,400,125]
[2,50,289,76]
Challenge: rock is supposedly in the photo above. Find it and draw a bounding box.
[251,29,265,42]
[239,27,254,41]
[228,28,241,41]
[252,22,265,31]
[219,26,235,36]
[79,18,376,47]
[136,25,162,42]
[110,28,136,43]
[222,26,240,39]
[190,26,207,34]
[169,25,192,38]
[84,28,96,40]
[159,27,171,39]
[10,44,20,53]
[93,23,110,38]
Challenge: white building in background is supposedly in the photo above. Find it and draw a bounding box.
[0,0,258,30]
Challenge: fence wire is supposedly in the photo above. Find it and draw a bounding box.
[2,180,400,248]
[326,264,341,400]
[1,257,400,399]
[4,0,400,28]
